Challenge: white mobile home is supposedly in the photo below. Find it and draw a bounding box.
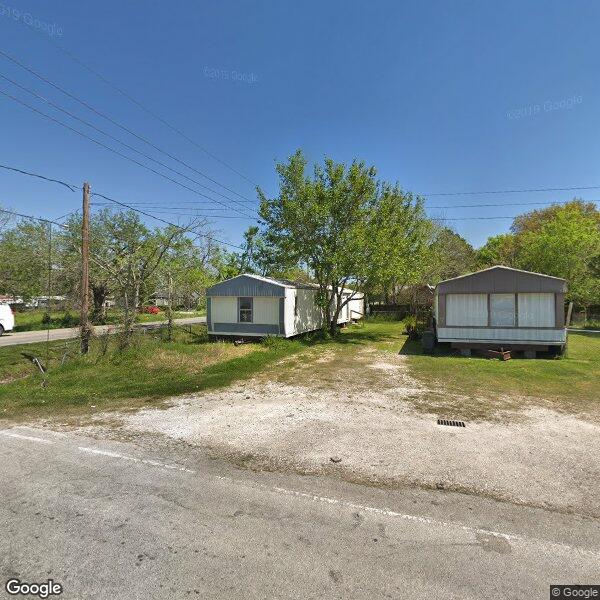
[206,274,364,338]
[434,266,567,356]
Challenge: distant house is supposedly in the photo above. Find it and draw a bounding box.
[25,296,67,309]
[206,274,364,339]
[0,295,23,305]
[433,266,567,357]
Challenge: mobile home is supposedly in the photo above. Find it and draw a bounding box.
[434,266,567,356]
[206,274,364,339]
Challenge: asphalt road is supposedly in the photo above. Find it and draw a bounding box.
[1,425,598,600]
[0,316,206,347]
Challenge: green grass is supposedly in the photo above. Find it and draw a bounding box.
[570,319,600,331]
[263,319,600,417]
[0,325,306,420]
[12,309,205,332]
[1,318,598,422]
[341,319,599,409]
[400,330,600,406]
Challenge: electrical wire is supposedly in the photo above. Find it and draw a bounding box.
[0,180,243,250]
[0,71,256,210]
[41,35,258,187]
[423,185,600,197]
[0,48,256,203]
[0,163,79,192]
[89,191,243,249]
[0,87,256,218]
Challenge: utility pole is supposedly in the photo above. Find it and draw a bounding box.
[80,182,91,354]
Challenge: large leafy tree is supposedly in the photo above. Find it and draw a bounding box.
[476,200,600,308]
[60,209,212,323]
[476,233,518,269]
[416,225,476,286]
[259,150,430,335]
[0,220,54,300]
[515,202,600,308]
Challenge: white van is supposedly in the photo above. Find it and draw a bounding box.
[0,303,15,335]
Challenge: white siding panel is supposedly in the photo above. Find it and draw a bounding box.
[446,294,488,326]
[211,297,237,323]
[437,327,566,343]
[337,296,350,323]
[518,293,555,327]
[349,295,364,320]
[253,297,279,324]
[284,289,296,337]
[294,289,323,335]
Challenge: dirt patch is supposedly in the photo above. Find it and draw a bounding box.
[118,375,600,518]
[80,344,599,517]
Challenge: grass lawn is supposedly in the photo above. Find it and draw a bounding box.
[0,325,307,420]
[337,320,600,414]
[402,331,599,402]
[262,319,600,418]
[12,309,205,332]
[0,318,598,422]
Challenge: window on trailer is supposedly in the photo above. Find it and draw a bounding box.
[490,293,515,327]
[239,297,253,322]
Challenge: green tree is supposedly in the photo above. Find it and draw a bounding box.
[0,220,53,300]
[421,226,476,283]
[515,203,600,308]
[476,233,518,269]
[259,150,430,335]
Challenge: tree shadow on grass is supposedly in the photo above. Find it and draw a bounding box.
[398,337,457,358]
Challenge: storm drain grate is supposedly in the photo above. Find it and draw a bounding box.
[437,419,466,428]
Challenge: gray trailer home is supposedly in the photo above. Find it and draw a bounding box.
[206,274,364,339]
[434,266,567,356]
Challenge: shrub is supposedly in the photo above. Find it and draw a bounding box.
[261,335,289,349]
[60,312,78,327]
[142,306,161,314]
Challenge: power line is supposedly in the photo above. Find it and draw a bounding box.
[423,185,600,197]
[0,206,69,228]
[42,35,258,187]
[437,216,518,221]
[0,165,244,249]
[90,191,244,249]
[126,210,256,220]
[0,71,256,210]
[426,199,598,209]
[4,162,594,239]
[0,47,257,204]
[0,163,79,192]
[0,87,256,218]
[92,203,252,212]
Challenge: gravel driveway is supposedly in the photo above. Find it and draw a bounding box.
[116,348,600,518]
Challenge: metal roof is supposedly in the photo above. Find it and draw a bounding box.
[206,274,319,297]
[437,265,566,285]
[435,265,567,294]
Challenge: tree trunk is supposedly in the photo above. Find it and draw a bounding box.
[133,284,141,315]
[91,283,108,324]
[166,274,173,342]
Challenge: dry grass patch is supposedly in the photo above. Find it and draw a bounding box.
[144,342,262,373]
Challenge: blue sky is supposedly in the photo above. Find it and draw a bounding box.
[1,0,599,248]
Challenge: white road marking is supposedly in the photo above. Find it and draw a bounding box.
[212,474,600,559]
[77,446,196,473]
[0,431,54,444]
[3,428,598,559]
